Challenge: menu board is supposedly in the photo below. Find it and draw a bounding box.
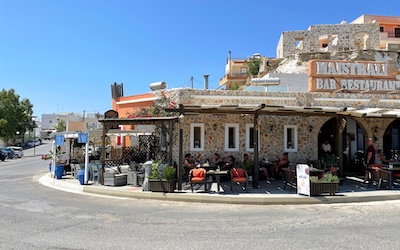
[296,164,310,196]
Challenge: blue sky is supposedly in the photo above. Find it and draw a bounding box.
[1,0,399,119]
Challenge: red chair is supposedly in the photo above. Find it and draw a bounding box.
[189,168,207,192]
[230,167,248,192]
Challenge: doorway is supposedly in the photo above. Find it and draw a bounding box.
[318,117,366,175]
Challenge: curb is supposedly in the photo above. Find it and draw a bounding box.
[39,174,400,205]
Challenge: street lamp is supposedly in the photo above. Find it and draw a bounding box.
[16,131,20,146]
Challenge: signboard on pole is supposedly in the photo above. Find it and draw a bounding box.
[297,164,310,196]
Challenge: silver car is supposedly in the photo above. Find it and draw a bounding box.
[8,146,23,158]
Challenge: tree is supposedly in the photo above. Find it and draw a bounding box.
[55,121,66,132]
[245,56,262,78]
[0,89,35,144]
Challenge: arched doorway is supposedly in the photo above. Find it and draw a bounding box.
[318,117,366,175]
[383,119,400,160]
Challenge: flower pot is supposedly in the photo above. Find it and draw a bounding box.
[77,169,92,185]
[78,169,85,185]
[310,181,339,196]
[148,179,176,192]
[55,165,64,179]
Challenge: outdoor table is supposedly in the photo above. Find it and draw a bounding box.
[380,166,400,189]
[259,162,274,169]
[207,170,229,193]
[259,162,275,178]
[200,164,218,170]
[308,168,324,176]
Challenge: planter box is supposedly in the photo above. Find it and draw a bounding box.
[310,181,339,196]
[127,171,145,187]
[149,179,176,193]
[104,173,127,186]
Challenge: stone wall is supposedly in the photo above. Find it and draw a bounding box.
[157,89,398,165]
[276,23,381,58]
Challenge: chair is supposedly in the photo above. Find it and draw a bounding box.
[70,163,78,179]
[189,168,207,192]
[366,167,382,189]
[281,167,296,192]
[326,166,338,176]
[91,165,99,183]
[230,167,248,192]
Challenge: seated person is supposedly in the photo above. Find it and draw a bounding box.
[271,152,289,178]
[374,149,391,166]
[260,164,271,182]
[241,153,253,176]
[213,153,224,167]
[222,155,235,171]
[183,153,195,181]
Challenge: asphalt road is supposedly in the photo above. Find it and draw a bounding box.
[1,143,400,249]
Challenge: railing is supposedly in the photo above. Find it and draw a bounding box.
[381,31,400,39]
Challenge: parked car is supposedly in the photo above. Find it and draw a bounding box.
[27,140,41,147]
[0,149,5,161]
[7,146,23,158]
[2,147,15,159]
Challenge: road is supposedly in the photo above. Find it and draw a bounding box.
[0,142,399,249]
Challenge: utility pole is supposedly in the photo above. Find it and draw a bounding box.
[191,76,194,89]
[83,110,85,121]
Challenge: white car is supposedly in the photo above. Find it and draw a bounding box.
[7,146,23,158]
[27,140,40,147]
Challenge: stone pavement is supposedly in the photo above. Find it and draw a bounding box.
[37,172,400,205]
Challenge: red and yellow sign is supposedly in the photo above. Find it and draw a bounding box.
[308,60,400,93]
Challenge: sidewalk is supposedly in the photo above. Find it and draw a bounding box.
[38,173,400,205]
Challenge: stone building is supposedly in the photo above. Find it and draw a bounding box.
[108,15,400,187]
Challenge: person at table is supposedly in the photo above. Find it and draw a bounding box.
[364,138,376,183]
[270,152,289,179]
[213,153,224,168]
[260,163,271,183]
[183,153,196,181]
[374,149,392,166]
[222,155,235,171]
[241,153,253,176]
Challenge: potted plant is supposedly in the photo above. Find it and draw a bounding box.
[321,154,339,169]
[309,172,339,196]
[43,146,67,179]
[148,161,176,192]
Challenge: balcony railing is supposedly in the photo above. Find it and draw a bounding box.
[220,73,248,82]
[381,31,400,39]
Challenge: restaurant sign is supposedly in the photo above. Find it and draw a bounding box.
[296,164,310,196]
[308,60,400,93]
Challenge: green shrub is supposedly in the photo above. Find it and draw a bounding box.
[163,166,176,180]
[310,173,339,183]
[149,161,162,179]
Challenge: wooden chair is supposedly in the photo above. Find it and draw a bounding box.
[367,166,382,189]
[189,168,207,192]
[230,167,248,192]
[281,167,296,192]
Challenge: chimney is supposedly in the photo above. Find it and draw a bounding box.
[204,74,209,90]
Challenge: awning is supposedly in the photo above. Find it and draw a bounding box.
[166,104,400,118]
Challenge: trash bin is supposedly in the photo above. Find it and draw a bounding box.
[78,169,85,185]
